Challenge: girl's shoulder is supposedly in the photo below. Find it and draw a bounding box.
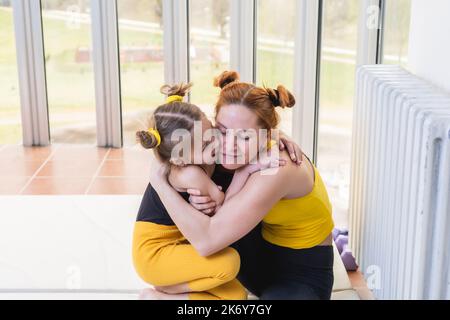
[168,165,209,191]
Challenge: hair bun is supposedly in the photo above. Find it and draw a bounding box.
[213,71,240,89]
[160,82,193,98]
[136,130,159,149]
[266,85,295,109]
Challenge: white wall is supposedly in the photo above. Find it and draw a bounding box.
[408,0,450,93]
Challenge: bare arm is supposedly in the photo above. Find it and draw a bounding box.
[169,165,225,207]
[224,152,287,201]
[224,169,251,202]
[187,133,302,212]
[150,158,292,257]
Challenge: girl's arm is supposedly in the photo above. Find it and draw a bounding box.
[224,168,251,202]
[224,153,287,201]
[187,134,302,212]
[149,154,294,257]
[169,166,225,208]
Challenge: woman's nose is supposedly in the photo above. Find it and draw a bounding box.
[222,135,237,154]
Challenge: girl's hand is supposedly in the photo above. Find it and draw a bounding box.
[187,186,222,217]
[279,132,303,165]
[244,151,287,175]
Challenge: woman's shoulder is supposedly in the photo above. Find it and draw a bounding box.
[282,152,316,198]
[249,150,315,198]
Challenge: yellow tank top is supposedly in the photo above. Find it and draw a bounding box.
[262,164,334,249]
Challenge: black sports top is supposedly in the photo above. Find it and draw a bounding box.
[136,165,234,225]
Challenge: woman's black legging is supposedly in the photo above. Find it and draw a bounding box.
[231,223,334,300]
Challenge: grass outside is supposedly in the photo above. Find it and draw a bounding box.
[1,7,356,145]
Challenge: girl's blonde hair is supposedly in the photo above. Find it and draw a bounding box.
[136,83,204,162]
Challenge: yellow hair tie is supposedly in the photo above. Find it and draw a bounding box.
[267,139,277,150]
[166,95,184,104]
[148,128,161,147]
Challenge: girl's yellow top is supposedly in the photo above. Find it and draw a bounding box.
[262,164,334,249]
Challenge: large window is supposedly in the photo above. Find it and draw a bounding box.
[256,0,296,136]
[41,0,96,144]
[317,0,360,228]
[382,0,412,66]
[4,0,407,178]
[117,0,165,146]
[188,0,231,119]
[0,2,21,144]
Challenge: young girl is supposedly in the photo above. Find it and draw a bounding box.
[132,83,282,300]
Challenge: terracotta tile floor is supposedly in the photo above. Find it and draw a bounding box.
[0,143,373,298]
[348,270,375,300]
[0,144,151,195]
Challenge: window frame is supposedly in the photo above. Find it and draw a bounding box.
[11,0,386,152]
[230,0,256,83]
[163,0,189,86]
[91,0,123,148]
[12,0,49,146]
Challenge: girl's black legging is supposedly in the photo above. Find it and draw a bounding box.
[231,223,334,300]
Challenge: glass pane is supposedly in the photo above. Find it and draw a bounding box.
[117,0,165,146]
[0,3,21,144]
[317,0,360,228]
[383,0,412,66]
[189,0,231,119]
[41,0,96,144]
[256,0,296,136]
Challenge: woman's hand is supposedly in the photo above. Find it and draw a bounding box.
[278,132,303,165]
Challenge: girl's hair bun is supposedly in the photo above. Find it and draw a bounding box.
[136,130,159,149]
[160,82,193,97]
[213,71,240,89]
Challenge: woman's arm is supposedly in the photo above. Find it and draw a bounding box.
[150,157,293,257]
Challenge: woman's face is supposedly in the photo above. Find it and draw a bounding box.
[215,104,265,170]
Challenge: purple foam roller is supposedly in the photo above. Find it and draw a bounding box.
[335,234,348,254]
[341,245,358,271]
[332,227,349,241]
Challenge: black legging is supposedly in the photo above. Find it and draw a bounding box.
[231,223,334,300]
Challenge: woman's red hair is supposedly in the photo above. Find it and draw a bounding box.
[213,71,296,129]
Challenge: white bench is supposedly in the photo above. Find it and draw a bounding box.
[0,196,359,300]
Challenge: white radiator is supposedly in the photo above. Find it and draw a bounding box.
[349,65,450,300]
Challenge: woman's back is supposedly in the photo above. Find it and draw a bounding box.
[261,153,334,249]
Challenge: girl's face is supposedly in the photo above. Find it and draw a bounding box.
[170,115,216,166]
[190,115,216,165]
[215,104,266,170]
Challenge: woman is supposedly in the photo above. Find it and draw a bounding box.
[146,71,335,300]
